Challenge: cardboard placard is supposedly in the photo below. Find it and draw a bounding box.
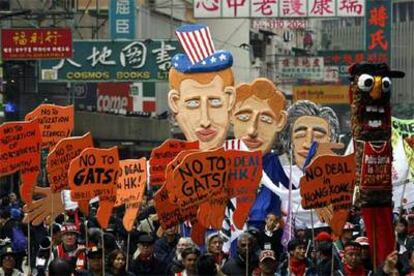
[149,139,199,186]
[68,147,119,229]
[171,148,227,210]
[47,133,94,192]
[226,150,263,229]
[0,121,41,203]
[300,154,355,235]
[25,104,74,150]
[115,158,147,232]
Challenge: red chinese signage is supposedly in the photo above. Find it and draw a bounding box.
[1,28,73,60]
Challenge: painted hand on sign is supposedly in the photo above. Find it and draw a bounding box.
[25,104,74,150]
[115,158,147,232]
[149,139,199,186]
[0,121,41,203]
[300,153,356,236]
[47,133,94,192]
[68,147,119,229]
[226,150,262,229]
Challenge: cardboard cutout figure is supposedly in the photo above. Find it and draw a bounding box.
[349,63,404,266]
[25,104,74,150]
[0,120,41,203]
[68,147,119,229]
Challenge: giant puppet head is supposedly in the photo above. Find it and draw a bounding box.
[348,63,405,141]
[279,100,340,169]
[168,24,235,150]
[232,78,287,155]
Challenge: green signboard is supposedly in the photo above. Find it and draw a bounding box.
[39,40,181,82]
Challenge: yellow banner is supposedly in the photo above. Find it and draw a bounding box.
[293,85,349,104]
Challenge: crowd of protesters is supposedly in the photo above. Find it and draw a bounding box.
[2,191,414,275]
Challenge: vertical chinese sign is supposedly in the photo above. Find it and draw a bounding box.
[365,0,390,63]
[110,0,136,40]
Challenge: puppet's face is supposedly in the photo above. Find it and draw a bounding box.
[233,96,286,154]
[351,73,392,140]
[292,116,331,168]
[170,76,234,150]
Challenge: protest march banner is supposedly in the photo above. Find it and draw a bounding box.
[47,133,94,192]
[392,117,414,177]
[300,153,355,235]
[0,120,41,203]
[115,158,147,232]
[226,150,262,229]
[25,104,74,150]
[149,139,199,186]
[68,147,119,229]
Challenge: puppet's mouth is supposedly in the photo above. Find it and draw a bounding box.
[360,104,389,129]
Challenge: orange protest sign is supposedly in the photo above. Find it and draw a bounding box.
[115,158,147,232]
[25,104,74,150]
[149,139,199,186]
[171,148,227,210]
[226,150,262,229]
[0,121,41,203]
[47,133,94,193]
[68,147,119,229]
[300,154,356,235]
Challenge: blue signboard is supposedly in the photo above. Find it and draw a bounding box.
[110,0,136,39]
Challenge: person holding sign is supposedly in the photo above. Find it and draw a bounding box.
[232,78,289,228]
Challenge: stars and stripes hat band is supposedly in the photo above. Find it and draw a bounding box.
[172,24,233,73]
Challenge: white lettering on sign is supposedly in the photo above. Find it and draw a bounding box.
[97,95,128,115]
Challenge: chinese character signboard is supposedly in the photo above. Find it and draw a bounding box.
[109,0,136,39]
[293,85,349,104]
[278,56,325,81]
[194,0,365,18]
[365,0,390,64]
[1,28,72,60]
[319,50,365,78]
[39,40,180,82]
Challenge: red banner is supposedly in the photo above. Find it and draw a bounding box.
[1,28,72,60]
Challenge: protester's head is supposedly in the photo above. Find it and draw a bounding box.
[265,213,279,231]
[280,100,339,168]
[259,250,278,275]
[52,223,62,245]
[196,253,218,276]
[0,247,16,273]
[164,225,178,238]
[206,232,223,255]
[0,209,10,226]
[48,258,73,276]
[295,223,307,240]
[342,222,355,243]
[355,236,370,260]
[8,193,17,204]
[87,246,103,272]
[343,242,362,269]
[232,78,287,154]
[176,237,195,259]
[60,223,79,247]
[396,217,408,235]
[181,247,200,273]
[108,249,127,272]
[137,234,155,258]
[237,232,253,258]
[288,239,306,260]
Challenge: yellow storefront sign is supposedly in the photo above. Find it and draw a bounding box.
[293,85,349,104]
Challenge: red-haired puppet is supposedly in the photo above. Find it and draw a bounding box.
[349,63,405,267]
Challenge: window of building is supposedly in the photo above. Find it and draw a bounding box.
[399,2,408,22]
[408,2,414,21]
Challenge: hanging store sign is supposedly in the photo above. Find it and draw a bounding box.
[39,40,180,82]
[277,56,324,80]
[1,28,73,60]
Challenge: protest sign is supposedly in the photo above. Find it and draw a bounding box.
[68,147,119,229]
[392,117,414,176]
[226,150,262,229]
[115,158,147,232]
[171,148,227,210]
[149,139,199,186]
[300,154,355,235]
[25,104,74,150]
[47,133,94,192]
[0,120,41,202]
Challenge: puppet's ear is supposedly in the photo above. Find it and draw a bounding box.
[224,86,236,112]
[168,90,180,114]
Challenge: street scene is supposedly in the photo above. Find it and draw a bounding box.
[0,0,414,275]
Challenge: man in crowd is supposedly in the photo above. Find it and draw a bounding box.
[86,246,103,276]
[206,232,228,267]
[131,234,166,275]
[154,226,180,273]
[222,232,257,275]
[257,212,283,253]
[52,223,87,273]
[396,217,414,254]
[334,222,355,258]
[253,250,279,276]
[280,239,316,276]
[170,237,195,273]
[0,246,23,276]
[341,242,367,275]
